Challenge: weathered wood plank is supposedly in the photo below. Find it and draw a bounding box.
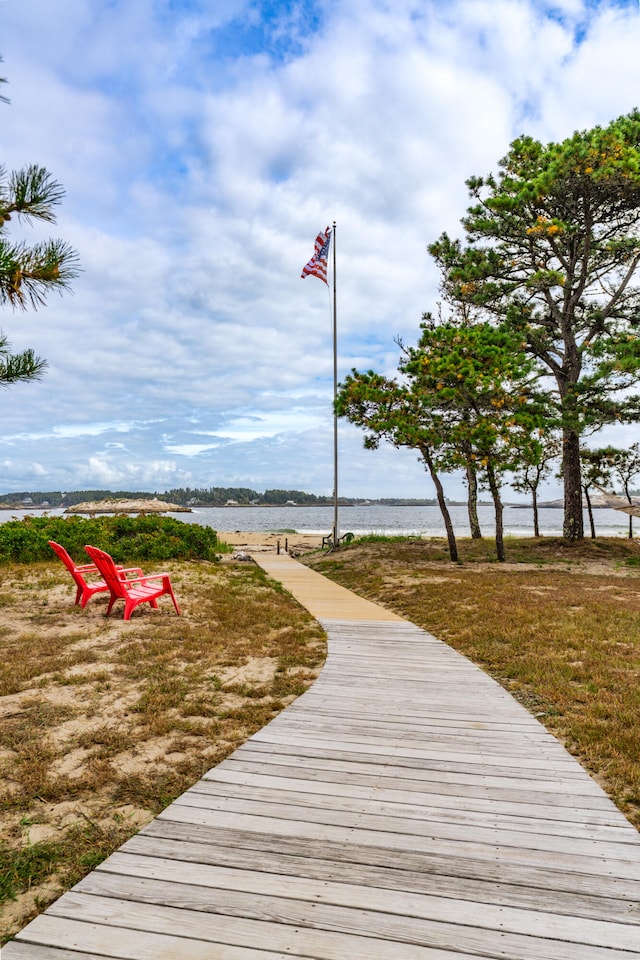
[24,901,493,960]
[137,819,640,901]
[185,778,635,841]
[1,945,102,960]
[158,803,640,879]
[228,743,626,801]
[167,790,640,862]
[91,851,640,945]
[204,760,620,809]
[8,916,318,960]
[43,889,640,960]
[119,833,640,923]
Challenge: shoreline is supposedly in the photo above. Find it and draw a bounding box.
[218,530,324,552]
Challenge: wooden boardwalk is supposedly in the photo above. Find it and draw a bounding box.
[5,552,640,959]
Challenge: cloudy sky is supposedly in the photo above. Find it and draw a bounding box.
[1,0,639,500]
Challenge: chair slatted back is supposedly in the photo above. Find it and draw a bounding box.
[48,540,78,574]
[84,546,127,597]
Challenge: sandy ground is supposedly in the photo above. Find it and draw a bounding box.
[0,556,327,942]
[218,530,324,553]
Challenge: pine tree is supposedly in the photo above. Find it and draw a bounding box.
[430,111,640,540]
[0,58,79,387]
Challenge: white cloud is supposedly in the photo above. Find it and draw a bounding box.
[0,0,639,498]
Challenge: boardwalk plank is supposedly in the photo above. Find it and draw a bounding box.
[119,833,640,924]
[159,800,640,877]
[6,916,318,960]
[204,761,622,809]
[137,819,640,901]
[40,888,640,960]
[184,778,637,841]
[20,899,495,960]
[168,789,640,861]
[90,851,640,947]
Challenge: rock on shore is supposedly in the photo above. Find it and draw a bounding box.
[65,498,191,514]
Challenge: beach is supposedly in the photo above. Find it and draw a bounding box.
[218,530,324,553]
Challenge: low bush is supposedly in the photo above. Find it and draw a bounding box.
[0,515,223,564]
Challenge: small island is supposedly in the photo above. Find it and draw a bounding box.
[64,498,191,515]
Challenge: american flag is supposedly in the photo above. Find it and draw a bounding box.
[301,226,331,284]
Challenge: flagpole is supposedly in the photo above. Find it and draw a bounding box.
[332,221,339,545]
[300,224,338,546]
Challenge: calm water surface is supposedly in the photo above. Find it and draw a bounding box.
[1,503,633,538]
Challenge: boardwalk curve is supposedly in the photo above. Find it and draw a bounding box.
[5,552,640,959]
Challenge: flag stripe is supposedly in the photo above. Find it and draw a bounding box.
[301,226,331,284]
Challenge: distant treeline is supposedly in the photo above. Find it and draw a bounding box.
[0,487,439,508]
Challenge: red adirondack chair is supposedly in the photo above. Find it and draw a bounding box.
[49,540,142,608]
[84,545,181,620]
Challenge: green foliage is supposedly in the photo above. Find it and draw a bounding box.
[171,486,329,505]
[0,74,79,400]
[0,487,359,508]
[261,489,322,504]
[337,317,550,560]
[0,331,47,387]
[0,164,79,310]
[0,515,222,564]
[402,318,549,475]
[429,110,640,539]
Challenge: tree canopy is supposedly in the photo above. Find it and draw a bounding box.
[337,319,547,560]
[429,109,640,539]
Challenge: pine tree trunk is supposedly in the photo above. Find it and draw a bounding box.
[562,429,584,541]
[532,488,540,538]
[465,461,482,539]
[486,463,505,562]
[584,486,596,539]
[624,483,634,538]
[422,446,458,562]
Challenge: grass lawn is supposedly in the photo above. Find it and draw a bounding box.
[304,535,640,834]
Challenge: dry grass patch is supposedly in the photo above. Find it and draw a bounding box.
[306,536,640,829]
[0,557,325,943]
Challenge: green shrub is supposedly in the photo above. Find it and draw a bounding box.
[0,515,222,564]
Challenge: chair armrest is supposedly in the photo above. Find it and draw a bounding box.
[120,573,169,585]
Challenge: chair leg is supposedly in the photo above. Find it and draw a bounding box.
[169,588,181,615]
[123,598,141,621]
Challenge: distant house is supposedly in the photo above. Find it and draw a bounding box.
[285,500,296,506]
[22,497,33,505]
[225,499,239,506]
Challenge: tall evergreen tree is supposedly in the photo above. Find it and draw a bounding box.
[430,110,640,540]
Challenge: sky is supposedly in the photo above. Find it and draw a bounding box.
[1,0,640,501]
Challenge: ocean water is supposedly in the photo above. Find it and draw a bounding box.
[0,503,634,538]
